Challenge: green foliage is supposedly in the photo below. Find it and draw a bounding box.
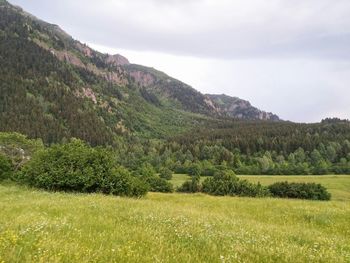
[159,167,173,180]
[202,170,270,197]
[134,163,173,193]
[17,139,147,197]
[137,163,156,178]
[268,182,331,201]
[168,121,350,175]
[143,176,173,193]
[101,166,148,197]
[0,154,12,181]
[177,175,201,193]
[0,132,43,169]
[188,162,202,176]
[140,88,161,106]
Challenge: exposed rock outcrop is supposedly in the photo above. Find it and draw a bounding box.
[207,94,280,121]
[105,54,129,66]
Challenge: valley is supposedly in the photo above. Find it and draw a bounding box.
[0,0,350,262]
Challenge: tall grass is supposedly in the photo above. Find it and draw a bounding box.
[1,182,349,262]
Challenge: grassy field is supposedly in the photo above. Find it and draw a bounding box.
[172,174,350,201]
[0,182,350,263]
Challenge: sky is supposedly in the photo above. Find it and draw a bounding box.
[8,0,350,122]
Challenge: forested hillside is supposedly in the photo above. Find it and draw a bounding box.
[0,0,281,145]
[0,0,216,144]
[1,0,350,175]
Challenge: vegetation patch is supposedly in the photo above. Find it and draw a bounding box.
[202,170,270,197]
[268,182,331,200]
[15,139,147,197]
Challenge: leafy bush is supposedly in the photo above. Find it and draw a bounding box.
[268,181,331,200]
[100,166,149,197]
[177,175,201,193]
[0,154,13,181]
[159,168,173,180]
[201,166,218,177]
[136,163,156,178]
[143,175,173,193]
[188,163,202,176]
[202,170,270,197]
[17,139,147,197]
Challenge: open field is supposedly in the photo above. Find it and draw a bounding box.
[1,183,350,263]
[172,174,350,201]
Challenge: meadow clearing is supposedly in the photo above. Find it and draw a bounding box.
[0,175,350,263]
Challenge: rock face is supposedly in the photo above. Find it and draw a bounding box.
[206,94,280,121]
[129,71,156,87]
[105,54,129,66]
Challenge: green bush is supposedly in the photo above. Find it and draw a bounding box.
[0,154,13,181]
[159,168,173,180]
[188,163,202,176]
[268,181,331,200]
[143,175,173,193]
[202,170,270,197]
[17,139,147,197]
[177,175,201,193]
[100,166,149,197]
[136,163,156,178]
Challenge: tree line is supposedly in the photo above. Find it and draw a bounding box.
[0,133,331,200]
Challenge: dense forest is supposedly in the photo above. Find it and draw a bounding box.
[107,119,350,175]
[4,119,349,177]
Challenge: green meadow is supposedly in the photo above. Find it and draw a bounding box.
[1,177,350,263]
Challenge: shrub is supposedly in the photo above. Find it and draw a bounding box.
[268,181,331,200]
[0,154,13,181]
[101,166,148,197]
[159,168,173,180]
[137,163,157,178]
[202,170,270,197]
[177,175,201,193]
[17,139,147,197]
[143,175,173,193]
[188,163,201,176]
[201,166,218,177]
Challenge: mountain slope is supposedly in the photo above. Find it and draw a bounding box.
[207,94,280,121]
[0,0,279,145]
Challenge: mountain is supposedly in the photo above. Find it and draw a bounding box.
[0,0,279,145]
[207,94,280,121]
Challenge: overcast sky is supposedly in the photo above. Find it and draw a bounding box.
[9,0,350,122]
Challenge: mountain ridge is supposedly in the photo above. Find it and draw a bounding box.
[207,94,280,121]
[2,0,279,120]
[0,0,280,145]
